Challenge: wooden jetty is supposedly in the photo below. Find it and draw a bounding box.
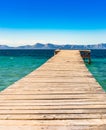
[0,50,106,130]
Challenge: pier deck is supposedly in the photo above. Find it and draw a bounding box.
[0,50,106,130]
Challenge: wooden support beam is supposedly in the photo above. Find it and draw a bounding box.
[80,50,91,64]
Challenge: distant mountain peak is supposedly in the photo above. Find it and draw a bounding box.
[0,43,106,49]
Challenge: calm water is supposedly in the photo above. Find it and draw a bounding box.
[86,50,106,91]
[0,49,54,91]
[0,49,106,92]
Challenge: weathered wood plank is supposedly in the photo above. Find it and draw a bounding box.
[0,109,106,114]
[0,113,105,120]
[0,119,106,126]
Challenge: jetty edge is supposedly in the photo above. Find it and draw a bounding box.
[0,50,106,130]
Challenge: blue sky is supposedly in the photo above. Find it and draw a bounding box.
[0,0,106,46]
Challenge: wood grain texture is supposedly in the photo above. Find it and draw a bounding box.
[0,50,106,130]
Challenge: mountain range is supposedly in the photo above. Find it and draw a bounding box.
[0,43,106,49]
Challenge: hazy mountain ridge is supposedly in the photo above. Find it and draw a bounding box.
[0,43,106,49]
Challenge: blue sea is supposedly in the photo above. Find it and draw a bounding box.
[0,49,54,91]
[85,49,106,91]
[0,49,106,91]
